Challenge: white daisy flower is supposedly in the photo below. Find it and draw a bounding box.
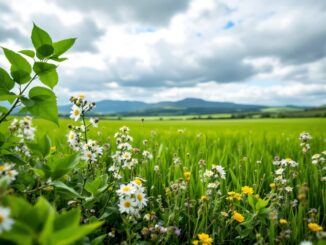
[121,151,132,160]
[0,207,14,234]
[135,191,147,207]
[142,150,153,159]
[117,184,135,196]
[70,105,82,121]
[119,198,135,214]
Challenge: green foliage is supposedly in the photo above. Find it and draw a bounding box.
[0,196,102,245]
[21,87,59,125]
[0,23,75,125]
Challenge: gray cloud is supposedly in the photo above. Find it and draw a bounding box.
[52,0,190,26]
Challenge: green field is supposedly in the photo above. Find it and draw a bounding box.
[1,118,325,244]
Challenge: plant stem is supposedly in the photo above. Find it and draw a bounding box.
[0,74,37,124]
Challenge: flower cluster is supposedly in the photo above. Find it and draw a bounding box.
[202,164,226,195]
[311,151,326,181]
[192,233,213,245]
[312,151,326,165]
[299,132,312,153]
[69,94,96,121]
[117,178,148,216]
[8,116,36,157]
[272,157,298,191]
[67,94,102,164]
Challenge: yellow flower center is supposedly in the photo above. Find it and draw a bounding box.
[123,201,131,208]
[137,193,143,201]
[123,186,131,192]
[73,109,80,116]
[0,214,4,224]
[0,166,5,171]
[134,179,142,185]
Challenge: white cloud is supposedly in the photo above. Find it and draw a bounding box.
[0,0,325,106]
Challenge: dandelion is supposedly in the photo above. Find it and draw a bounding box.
[226,191,242,201]
[308,223,323,232]
[241,186,254,195]
[193,233,213,245]
[279,219,288,225]
[0,207,14,234]
[184,171,191,182]
[233,211,245,223]
[200,195,209,202]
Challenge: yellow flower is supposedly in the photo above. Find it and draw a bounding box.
[241,186,254,195]
[279,219,288,225]
[254,194,260,200]
[134,178,142,186]
[197,233,213,245]
[308,223,323,232]
[201,195,209,202]
[50,146,56,151]
[270,183,276,189]
[226,191,242,201]
[165,187,171,195]
[192,240,199,245]
[184,171,191,182]
[233,211,245,223]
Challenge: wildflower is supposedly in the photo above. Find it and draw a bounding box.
[241,186,254,195]
[193,233,213,245]
[70,105,81,121]
[89,117,99,128]
[226,191,242,201]
[0,207,14,234]
[285,186,293,193]
[308,223,323,232]
[270,183,276,189]
[233,211,245,223]
[279,219,288,225]
[118,198,135,214]
[212,165,226,179]
[184,171,191,182]
[117,184,134,196]
[201,195,209,202]
[142,150,153,159]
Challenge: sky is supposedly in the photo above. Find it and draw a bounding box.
[0,0,325,106]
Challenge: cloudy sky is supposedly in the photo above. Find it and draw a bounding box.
[0,0,326,106]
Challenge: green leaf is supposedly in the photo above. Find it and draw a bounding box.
[52,180,84,199]
[0,67,14,90]
[46,154,79,180]
[51,221,103,245]
[21,86,58,125]
[33,62,58,88]
[85,175,108,196]
[2,48,32,73]
[2,47,32,84]
[31,24,54,58]
[19,49,35,58]
[54,208,81,231]
[26,134,51,158]
[52,38,76,58]
[0,89,17,103]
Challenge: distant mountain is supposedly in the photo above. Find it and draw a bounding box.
[59,98,269,116]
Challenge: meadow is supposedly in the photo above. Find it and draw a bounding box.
[2,117,325,244]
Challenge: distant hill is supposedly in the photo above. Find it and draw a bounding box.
[59,98,269,116]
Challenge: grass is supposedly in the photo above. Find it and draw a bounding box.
[3,117,326,244]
